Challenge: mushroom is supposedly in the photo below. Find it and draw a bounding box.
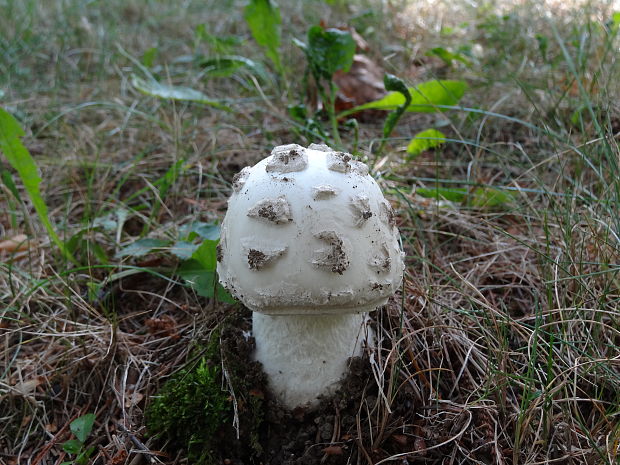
[217,143,404,409]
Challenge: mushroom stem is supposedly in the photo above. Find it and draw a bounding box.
[252,312,374,409]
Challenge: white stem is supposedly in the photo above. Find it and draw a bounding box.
[252,312,374,409]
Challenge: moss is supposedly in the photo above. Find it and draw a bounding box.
[145,316,268,463]
[145,337,229,464]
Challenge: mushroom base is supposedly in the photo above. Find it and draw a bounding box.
[252,312,374,409]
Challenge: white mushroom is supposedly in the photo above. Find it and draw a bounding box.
[217,143,404,409]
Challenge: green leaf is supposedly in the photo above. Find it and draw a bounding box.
[62,439,83,454]
[76,446,96,465]
[70,413,96,443]
[416,187,467,202]
[200,55,267,80]
[177,240,236,303]
[179,222,220,241]
[304,26,356,79]
[471,187,514,208]
[406,129,446,157]
[170,240,199,260]
[348,79,468,114]
[190,239,219,271]
[425,47,471,66]
[141,47,158,68]
[131,75,231,111]
[116,238,169,258]
[416,186,514,208]
[381,74,411,144]
[0,107,75,262]
[195,26,242,54]
[92,208,129,233]
[1,167,20,199]
[244,0,282,73]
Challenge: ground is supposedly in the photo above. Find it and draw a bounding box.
[1,0,619,464]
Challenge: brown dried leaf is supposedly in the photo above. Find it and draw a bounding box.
[391,434,408,447]
[45,423,58,433]
[248,388,264,399]
[108,450,128,465]
[334,54,386,113]
[145,315,179,340]
[414,436,427,455]
[0,234,29,253]
[322,445,344,455]
[14,377,43,397]
[124,391,144,408]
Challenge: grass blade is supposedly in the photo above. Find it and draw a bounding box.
[0,107,76,263]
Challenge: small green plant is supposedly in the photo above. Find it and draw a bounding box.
[61,413,96,465]
[294,26,356,146]
[244,0,284,78]
[112,221,235,304]
[340,77,467,157]
[0,107,76,263]
[146,342,230,465]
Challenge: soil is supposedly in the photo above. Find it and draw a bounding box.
[209,310,418,465]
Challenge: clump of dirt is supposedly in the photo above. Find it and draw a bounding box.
[260,357,375,465]
[193,310,387,465]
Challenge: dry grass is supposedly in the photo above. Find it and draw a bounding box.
[1,0,619,464]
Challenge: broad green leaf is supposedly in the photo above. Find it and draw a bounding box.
[70,413,95,443]
[0,107,75,262]
[191,238,219,271]
[141,47,158,68]
[76,446,96,465]
[195,25,242,54]
[170,240,199,260]
[116,238,169,258]
[177,240,235,303]
[62,439,82,454]
[417,187,467,202]
[426,47,471,66]
[200,55,267,80]
[183,222,220,241]
[305,26,356,79]
[406,129,446,157]
[131,75,230,111]
[244,0,282,72]
[471,187,514,208]
[416,186,513,208]
[348,80,468,114]
[92,208,129,232]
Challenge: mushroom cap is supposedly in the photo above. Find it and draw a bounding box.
[217,144,404,315]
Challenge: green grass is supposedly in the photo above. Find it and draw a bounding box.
[1,0,619,464]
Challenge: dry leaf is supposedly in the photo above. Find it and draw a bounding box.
[248,388,264,399]
[108,449,128,465]
[124,391,144,408]
[322,445,343,455]
[14,377,43,396]
[0,234,29,253]
[145,315,179,339]
[334,54,386,114]
[45,423,58,433]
